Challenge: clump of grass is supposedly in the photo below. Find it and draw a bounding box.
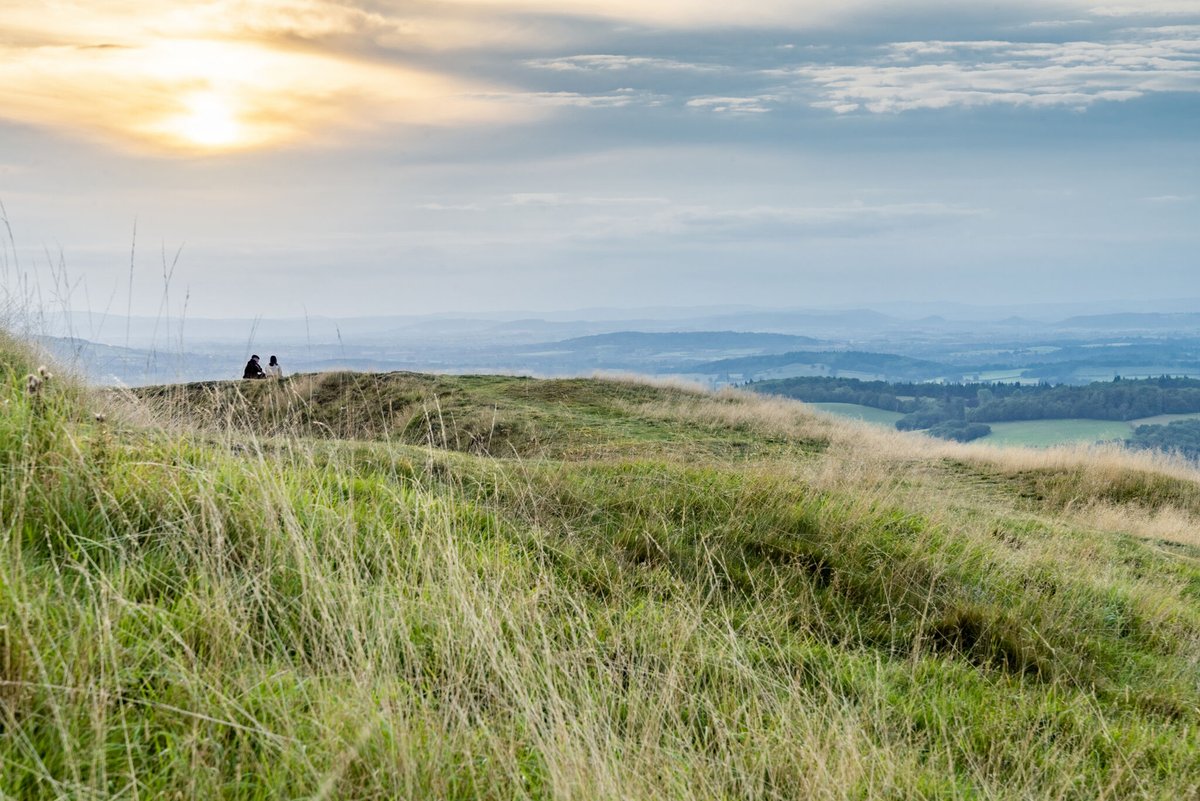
[3,338,1200,799]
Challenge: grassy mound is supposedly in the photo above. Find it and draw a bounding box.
[3,343,1200,799]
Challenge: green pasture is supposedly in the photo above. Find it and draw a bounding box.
[807,401,904,425]
[980,419,1133,447]
[983,414,1200,448]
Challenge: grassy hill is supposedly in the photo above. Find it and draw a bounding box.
[3,336,1200,799]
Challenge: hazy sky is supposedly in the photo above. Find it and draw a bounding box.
[1,0,1198,319]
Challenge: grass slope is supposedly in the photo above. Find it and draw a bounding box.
[3,345,1200,799]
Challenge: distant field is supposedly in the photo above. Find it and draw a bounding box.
[801,403,1200,449]
[835,370,889,381]
[1071,367,1200,382]
[980,419,1132,447]
[969,370,1026,382]
[807,402,904,425]
[806,404,1130,446]
[986,414,1200,447]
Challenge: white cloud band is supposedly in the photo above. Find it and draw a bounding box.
[794,29,1200,113]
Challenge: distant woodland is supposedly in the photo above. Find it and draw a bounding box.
[1128,419,1200,460]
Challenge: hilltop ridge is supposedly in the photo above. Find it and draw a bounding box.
[3,349,1200,799]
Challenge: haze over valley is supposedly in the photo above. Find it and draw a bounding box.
[30,302,1200,388]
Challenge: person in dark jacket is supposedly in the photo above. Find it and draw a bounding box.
[243,354,266,379]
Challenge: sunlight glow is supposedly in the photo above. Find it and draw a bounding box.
[0,3,507,155]
[171,92,241,148]
[0,0,890,155]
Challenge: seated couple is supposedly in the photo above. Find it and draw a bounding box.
[243,354,283,379]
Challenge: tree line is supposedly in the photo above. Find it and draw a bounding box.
[1127,419,1200,460]
[750,376,1200,437]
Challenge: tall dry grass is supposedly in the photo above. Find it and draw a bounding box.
[2,353,1199,799]
[630,387,1200,548]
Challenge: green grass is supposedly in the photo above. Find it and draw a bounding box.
[978,414,1200,448]
[3,340,1200,799]
[980,419,1135,448]
[806,401,904,426]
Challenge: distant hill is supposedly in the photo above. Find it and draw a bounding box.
[1056,313,1200,331]
[29,329,830,386]
[36,335,233,385]
[696,349,950,381]
[548,330,824,351]
[691,308,899,334]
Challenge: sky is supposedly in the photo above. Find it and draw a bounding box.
[1,0,1198,320]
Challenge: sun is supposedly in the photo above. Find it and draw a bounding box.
[170,91,242,148]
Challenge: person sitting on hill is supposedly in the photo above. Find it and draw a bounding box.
[243,354,266,379]
[266,355,283,379]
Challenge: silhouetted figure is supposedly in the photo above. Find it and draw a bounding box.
[243,354,266,379]
[266,355,283,379]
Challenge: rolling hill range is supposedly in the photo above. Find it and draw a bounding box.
[4,338,1200,799]
[695,350,950,382]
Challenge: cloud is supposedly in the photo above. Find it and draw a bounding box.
[792,28,1200,113]
[6,0,1200,155]
[1,0,519,53]
[569,202,983,243]
[526,55,723,72]
[0,41,505,153]
[504,193,669,206]
[686,95,781,113]
[1089,2,1200,16]
[417,202,485,211]
[671,202,981,237]
[389,197,982,247]
[433,0,881,28]
[480,88,669,109]
[1140,194,1196,203]
[1022,19,1096,28]
[0,2,517,153]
